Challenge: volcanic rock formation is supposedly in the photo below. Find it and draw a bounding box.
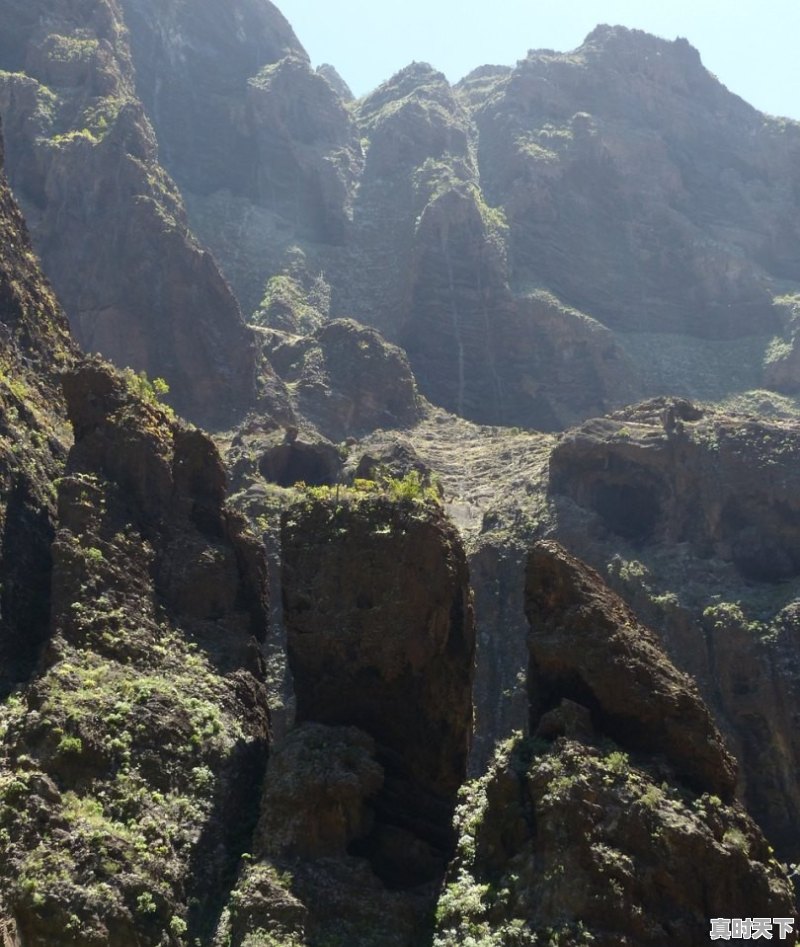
[434,540,796,947]
[0,359,270,945]
[0,0,257,425]
[0,116,75,694]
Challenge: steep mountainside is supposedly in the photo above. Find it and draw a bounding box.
[154,21,800,430]
[4,3,799,431]
[2,2,800,944]
[0,0,256,425]
[0,116,75,695]
[434,541,795,947]
[0,359,270,945]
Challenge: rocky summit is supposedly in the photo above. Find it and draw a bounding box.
[0,2,799,945]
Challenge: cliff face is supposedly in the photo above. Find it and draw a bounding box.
[435,541,796,947]
[0,359,270,945]
[465,27,800,339]
[216,490,475,947]
[120,0,363,320]
[0,0,257,426]
[2,4,800,944]
[282,494,474,883]
[0,117,75,694]
[262,318,424,442]
[5,2,798,430]
[550,398,800,859]
[119,0,304,200]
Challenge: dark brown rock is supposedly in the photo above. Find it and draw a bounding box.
[0,115,75,694]
[0,357,270,945]
[0,0,257,426]
[255,722,383,860]
[526,539,737,798]
[259,435,342,488]
[265,319,424,441]
[281,493,475,885]
[550,398,800,581]
[436,737,797,947]
[549,398,800,859]
[61,358,269,642]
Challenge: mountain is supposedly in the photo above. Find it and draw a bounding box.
[0,115,75,694]
[0,2,799,944]
[0,0,258,425]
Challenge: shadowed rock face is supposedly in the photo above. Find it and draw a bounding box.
[0,0,257,426]
[431,539,795,947]
[436,737,797,947]
[526,540,737,799]
[0,117,75,694]
[550,398,800,582]
[0,358,271,946]
[281,495,474,887]
[264,319,424,441]
[120,0,304,198]
[549,397,800,860]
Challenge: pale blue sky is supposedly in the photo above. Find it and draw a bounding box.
[275,0,799,118]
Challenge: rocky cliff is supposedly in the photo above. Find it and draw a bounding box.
[4,4,799,430]
[0,359,270,945]
[2,2,800,944]
[0,116,75,695]
[549,397,800,862]
[435,541,796,947]
[0,0,257,426]
[213,488,475,947]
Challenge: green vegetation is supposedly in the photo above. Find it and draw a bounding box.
[121,369,174,418]
[701,601,781,642]
[240,932,304,947]
[0,368,30,404]
[0,489,251,944]
[764,335,793,366]
[515,133,559,164]
[250,273,329,334]
[296,470,442,509]
[44,33,99,63]
[434,737,537,947]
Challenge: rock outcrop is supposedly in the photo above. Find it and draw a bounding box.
[281,492,475,887]
[214,491,475,947]
[122,0,363,319]
[437,737,797,947]
[526,541,736,798]
[0,116,75,694]
[0,359,270,945]
[551,398,800,580]
[434,539,796,947]
[549,398,800,859]
[0,0,257,425]
[264,318,424,441]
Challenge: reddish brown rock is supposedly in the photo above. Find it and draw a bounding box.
[526,539,737,799]
[281,493,475,886]
[0,0,257,426]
